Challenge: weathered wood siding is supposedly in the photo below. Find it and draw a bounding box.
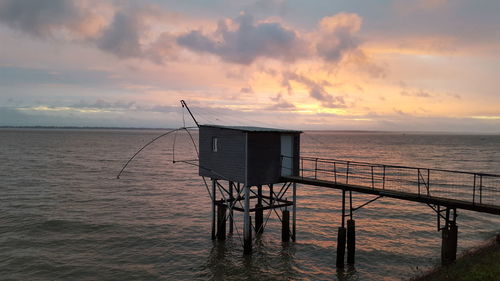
[199,126,246,182]
[199,125,301,185]
[293,134,300,176]
[247,132,281,185]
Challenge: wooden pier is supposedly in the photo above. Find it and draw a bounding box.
[282,156,500,266]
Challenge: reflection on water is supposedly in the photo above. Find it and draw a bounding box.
[0,129,499,280]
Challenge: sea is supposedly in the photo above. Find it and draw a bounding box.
[1,128,499,281]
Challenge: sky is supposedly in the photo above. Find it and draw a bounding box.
[0,0,499,132]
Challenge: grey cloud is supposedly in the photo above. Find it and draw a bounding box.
[0,0,82,37]
[240,86,254,94]
[177,13,306,64]
[400,89,432,98]
[0,1,178,62]
[267,93,295,110]
[283,72,345,108]
[96,11,142,58]
[72,100,136,110]
[145,32,179,63]
[267,101,295,110]
[316,13,362,63]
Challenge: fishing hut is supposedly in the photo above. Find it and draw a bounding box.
[198,124,302,253]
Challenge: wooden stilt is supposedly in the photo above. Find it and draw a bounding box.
[229,181,234,234]
[292,182,297,241]
[243,184,252,254]
[282,210,290,242]
[347,219,355,264]
[217,204,226,240]
[211,179,216,240]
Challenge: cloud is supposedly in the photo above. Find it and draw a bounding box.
[177,12,307,64]
[71,99,136,110]
[315,13,362,63]
[0,0,105,39]
[266,93,295,110]
[145,32,179,63]
[96,10,143,58]
[240,86,254,94]
[282,72,345,108]
[400,89,433,98]
[0,1,178,62]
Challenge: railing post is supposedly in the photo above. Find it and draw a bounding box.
[371,166,374,189]
[473,174,476,205]
[301,158,304,179]
[479,175,483,204]
[334,162,337,183]
[314,158,318,179]
[417,168,421,196]
[346,162,350,184]
[382,165,386,189]
[427,169,431,196]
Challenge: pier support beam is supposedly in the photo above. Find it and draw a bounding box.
[243,184,252,254]
[217,204,226,240]
[255,185,264,234]
[211,179,216,240]
[255,204,263,234]
[292,182,297,241]
[282,209,290,242]
[336,226,346,268]
[336,189,347,268]
[347,219,356,264]
[229,181,234,235]
[441,222,458,265]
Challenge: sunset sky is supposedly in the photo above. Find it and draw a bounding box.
[0,0,499,132]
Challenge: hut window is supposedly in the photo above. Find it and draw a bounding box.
[212,137,218,152]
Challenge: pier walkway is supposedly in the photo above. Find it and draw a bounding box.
[283,156,500,215]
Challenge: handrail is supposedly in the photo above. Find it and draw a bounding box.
[280,155,500,208]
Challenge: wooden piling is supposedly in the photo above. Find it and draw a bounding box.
[229,181,234,234]
[292,182,297,241]
[244,216,252,254]
[255,203,263,234]
[347,219,355,264]
[211,179,216,240]
[243,185,252,254]
[282,210,290,242]
[441,222,458,265]
[217,204,226,240]
[336,226,346,268]
[256,185,263,234]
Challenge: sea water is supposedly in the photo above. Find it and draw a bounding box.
[1,129,499,280]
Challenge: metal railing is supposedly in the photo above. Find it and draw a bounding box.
[281,156,500,207]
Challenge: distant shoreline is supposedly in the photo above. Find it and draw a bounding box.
[1,126,500,135]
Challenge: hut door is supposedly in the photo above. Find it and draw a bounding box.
[281,135,293,176]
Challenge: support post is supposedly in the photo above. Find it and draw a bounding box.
[255,185,263,234]
[292,182,297,241]
[282,209,290,242]
[243,185,252,254]
[211,179,216,240]
[336,189,347,268]
[441,222,458,265]
[255,203,263,234]
[229,181,234,234]
[336,227,346,268]
[217,204,226,240]
[347,219,355,264]
[347,190,355,264]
